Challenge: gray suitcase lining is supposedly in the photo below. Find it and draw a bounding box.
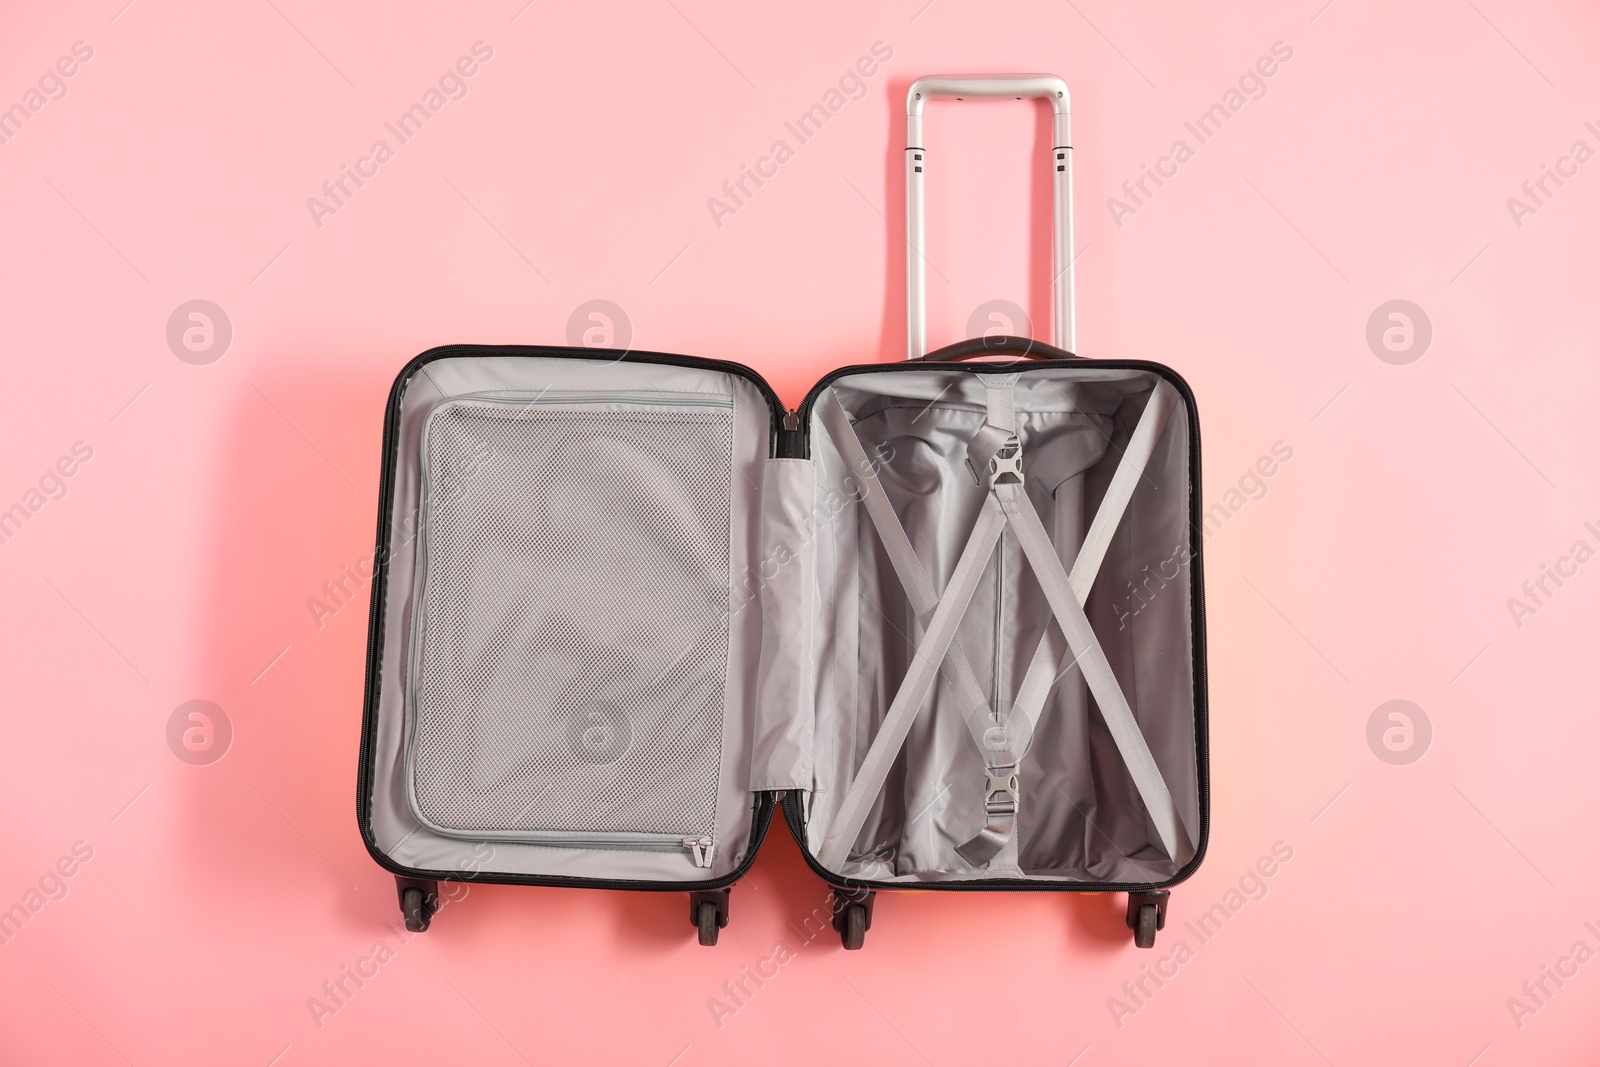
[365,355,1199,886]
[367,356,768,882]
[795,370,1200,884]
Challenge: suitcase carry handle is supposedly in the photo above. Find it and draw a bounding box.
[913,334,1074,362]
[905,74,1074,360]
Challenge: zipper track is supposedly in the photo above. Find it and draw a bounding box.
[355,344,780,892]
[400,382,737,836]
[440,830,718,869]
[456,389,735,408]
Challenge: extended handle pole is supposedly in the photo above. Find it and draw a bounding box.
[904,75,1073,360]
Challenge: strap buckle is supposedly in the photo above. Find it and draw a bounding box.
[982,764,1020,818]
[988,436,1024,489]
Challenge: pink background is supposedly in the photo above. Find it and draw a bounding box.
[2,0,1598,1063]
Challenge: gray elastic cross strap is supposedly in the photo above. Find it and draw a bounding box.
[998,479,1183,858]
[817,392,1030,767]
[1006,382,1180,757]
[815,379,1184,871]
[984,380,1185,860]
[815,495,1009,871]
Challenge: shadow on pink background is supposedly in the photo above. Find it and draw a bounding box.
[1,0,1597,1063]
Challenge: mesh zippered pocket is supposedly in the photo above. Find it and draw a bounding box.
[406,392,734,851]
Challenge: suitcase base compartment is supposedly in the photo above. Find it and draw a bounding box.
[780,365,1204,887]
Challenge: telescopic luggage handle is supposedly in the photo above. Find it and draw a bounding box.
[904,75,1074,361]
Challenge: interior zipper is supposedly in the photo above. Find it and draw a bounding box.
[994,541,1006,722]
[502,830,715,868]
[777,409,806,458]
[457,389,734,408]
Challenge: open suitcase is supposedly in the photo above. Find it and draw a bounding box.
[357,74,1208,950]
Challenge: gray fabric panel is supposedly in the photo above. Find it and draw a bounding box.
[367,356,768,881]
[749,458,817,791]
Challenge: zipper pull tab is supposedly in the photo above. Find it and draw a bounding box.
[778,410,804,458]
[683,837,714,868]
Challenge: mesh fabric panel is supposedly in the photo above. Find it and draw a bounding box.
[409,398,733,837]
